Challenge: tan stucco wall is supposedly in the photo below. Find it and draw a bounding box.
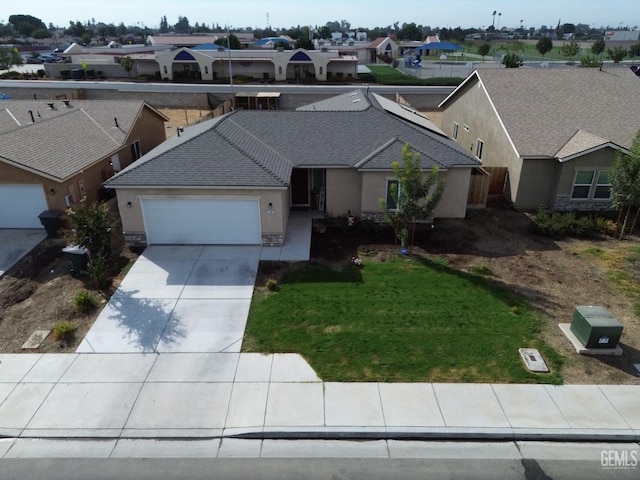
[360,168,471,218]
[516,158,559,209]
[441,80,523,204]
[325,168,362,216]
[125,107,168,160]
[114,188,288,241]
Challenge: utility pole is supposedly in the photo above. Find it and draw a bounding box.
[227,25,233,92]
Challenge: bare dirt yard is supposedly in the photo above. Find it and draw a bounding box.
[0,199,138,353]
[159,108,212,137]
[1,202,639,385]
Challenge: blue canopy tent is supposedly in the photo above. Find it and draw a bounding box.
[416,42,463,52]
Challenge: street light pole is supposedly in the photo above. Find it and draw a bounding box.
[227,25,233,92]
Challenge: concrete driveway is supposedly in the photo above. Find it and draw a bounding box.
[77,246,260,353]
[0,229,47,278]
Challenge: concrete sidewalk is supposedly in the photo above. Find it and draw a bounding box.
[0,352,638,442]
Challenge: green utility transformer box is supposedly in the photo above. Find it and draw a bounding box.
[570,306,623,349]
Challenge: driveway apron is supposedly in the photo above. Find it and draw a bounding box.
[77,246,260,353]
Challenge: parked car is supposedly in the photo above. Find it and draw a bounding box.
[39,55,60,63]
[25,57,43,64]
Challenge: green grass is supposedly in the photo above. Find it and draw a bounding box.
[577,245,640,316]
[488,42,592,62]
[361,65,463,86]
[244,256,563,383]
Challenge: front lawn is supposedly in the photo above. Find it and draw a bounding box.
[243,255,563,383]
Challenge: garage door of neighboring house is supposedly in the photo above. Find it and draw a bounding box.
[141,198,262,245]
[0,184,47,228]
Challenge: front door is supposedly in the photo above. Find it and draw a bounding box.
[291,168,309,207]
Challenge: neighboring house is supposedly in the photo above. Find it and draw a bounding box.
[252,36,295,49]
[367,37,399,63]
[0,99,168,228]
[439,67,640,210]
[104,91,480,248]
[156,47,358,82]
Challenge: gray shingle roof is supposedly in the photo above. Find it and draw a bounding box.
[106,96,478,188]
[556,130,610,160]
[0,100,162,180]
[447,68,640,158]
[296,90,370,111]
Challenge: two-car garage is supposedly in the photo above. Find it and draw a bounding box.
[140,198,262,245]
[0,184,48,229]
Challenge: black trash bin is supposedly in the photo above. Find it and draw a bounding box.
[62,245,88,276]
[38,210,63,238]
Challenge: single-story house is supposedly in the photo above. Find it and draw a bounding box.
[0,99,168,228]
[366,37,399,63]
[155,47,358,82]
[439,67,640,210]
[104,91,480,247]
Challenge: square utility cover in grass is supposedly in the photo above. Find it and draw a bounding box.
[244,256,563,384]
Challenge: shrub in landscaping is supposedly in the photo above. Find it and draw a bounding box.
[594,217,618,237]
[266,278,279,291]
[532,207,597,239]
[73,290,97,313]
[470,264,493,276]
[53,321,76,342]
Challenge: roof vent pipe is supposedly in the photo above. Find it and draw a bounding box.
[47,102,54,109]
[114,117,119,128]
[63,99,70,107]
[28,110,35,123]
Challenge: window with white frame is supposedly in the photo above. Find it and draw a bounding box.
[130,140,141,161]
[452,122,459,140]
[385,179,400,210]
[475,138,484,160]
[571,170,611,200]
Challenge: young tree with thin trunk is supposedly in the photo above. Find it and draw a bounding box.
[610,130,640,238]
[536,36,552,57]
[380,144,445,251]
[478,42,491,60]
[591,37,605,57]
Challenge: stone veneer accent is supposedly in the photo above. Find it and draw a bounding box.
[360,211,387,223]
[262,233,284,247]
[123,232,148,248]
[360,212,434,224]
[554,196,614,212]
[125,231,284,247]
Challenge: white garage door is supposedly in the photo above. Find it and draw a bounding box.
[0,184,47,228]
[141,198,262,245]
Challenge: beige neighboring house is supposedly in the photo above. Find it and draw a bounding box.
[105,91,480,248]
[0,99,168,228]
[156,47,358,82]
[439,67,640,210]
[366,37,399,63]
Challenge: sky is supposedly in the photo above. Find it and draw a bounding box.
[4,0,639,31]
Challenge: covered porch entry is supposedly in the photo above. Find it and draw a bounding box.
[290,168,326,211]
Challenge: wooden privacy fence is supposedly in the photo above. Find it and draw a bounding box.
[467,166,508,208]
